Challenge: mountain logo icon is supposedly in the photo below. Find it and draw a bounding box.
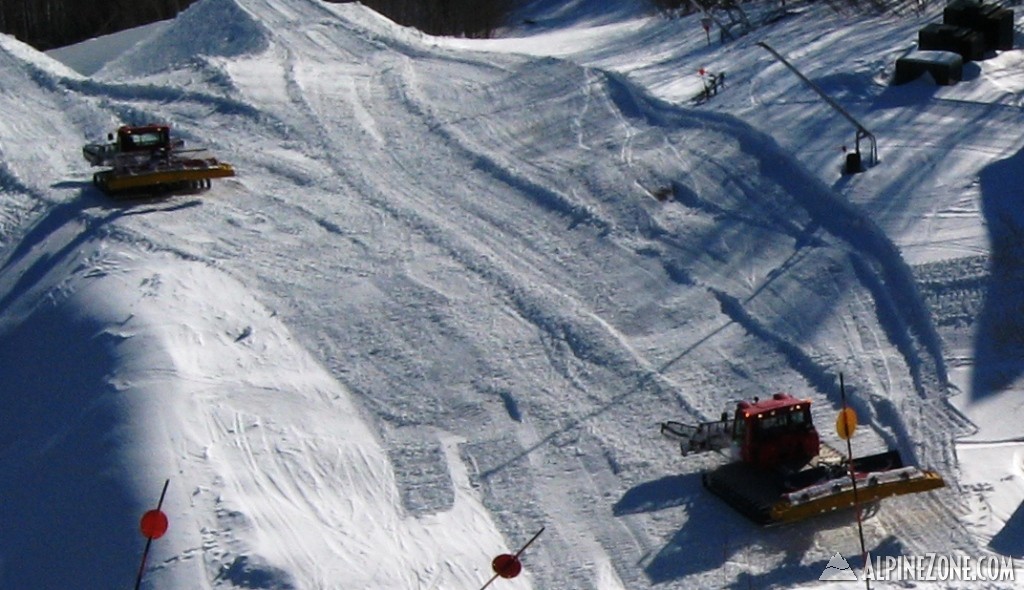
[819,551,858,581]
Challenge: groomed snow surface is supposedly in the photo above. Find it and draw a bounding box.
[1,0,1023,588]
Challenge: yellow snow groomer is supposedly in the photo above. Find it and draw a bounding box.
[661,393,945,525]
[84,124,234,197]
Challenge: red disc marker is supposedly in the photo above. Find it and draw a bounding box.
[491,554,522,579]
[479,527,544,589]
[135,479,171,590]
[140,509,169,540]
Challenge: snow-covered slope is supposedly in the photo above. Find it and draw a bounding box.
[3,0,1023,588]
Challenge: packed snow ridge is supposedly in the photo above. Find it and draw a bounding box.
[2,0,1024,588]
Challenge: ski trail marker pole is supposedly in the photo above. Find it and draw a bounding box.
[479,527,545,590]
[134,478,170,590]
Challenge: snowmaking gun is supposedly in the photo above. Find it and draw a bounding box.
[83,124,234,197]
[660,393,945,525]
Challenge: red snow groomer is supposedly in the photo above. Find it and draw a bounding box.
[84,124,234,197]
[661,393,945,525]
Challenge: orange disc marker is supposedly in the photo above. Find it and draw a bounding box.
[836,407,858,440]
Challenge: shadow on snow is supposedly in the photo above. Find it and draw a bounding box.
[620,472,910,586]
[0,185,206,589]
[973,147,1024,399]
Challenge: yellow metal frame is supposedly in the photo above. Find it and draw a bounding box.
[101,163,235,192]
[770,471,945,524]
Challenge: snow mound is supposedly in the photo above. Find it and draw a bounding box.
[0,32,82,80]
[46,20,171,76]
[99,0,270,77]
[6,0,1024,587]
